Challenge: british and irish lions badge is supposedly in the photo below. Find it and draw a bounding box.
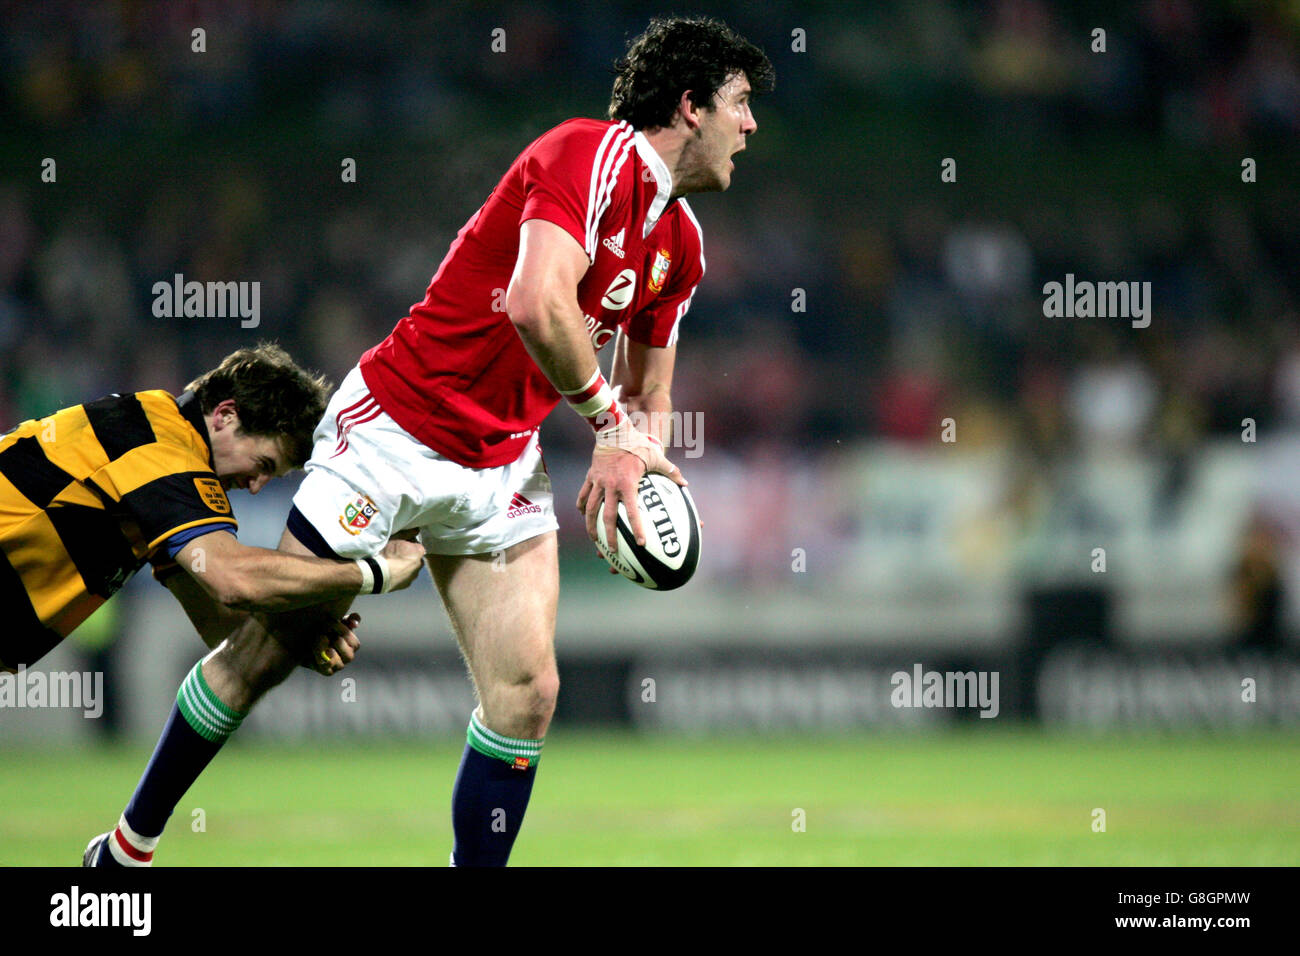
[340,494,378,535]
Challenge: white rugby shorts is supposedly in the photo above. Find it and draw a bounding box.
[290,366,558,558]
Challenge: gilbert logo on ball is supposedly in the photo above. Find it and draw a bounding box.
[596,474,701,590]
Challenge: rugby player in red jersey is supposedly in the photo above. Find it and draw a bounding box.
[87,15,772,867]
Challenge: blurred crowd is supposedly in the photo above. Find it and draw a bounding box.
[1,0,1297,463]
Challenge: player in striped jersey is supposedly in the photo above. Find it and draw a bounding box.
[0,343,425,677]
[19,346,424,868]
[2,345,427,868]
[87,16,772,867]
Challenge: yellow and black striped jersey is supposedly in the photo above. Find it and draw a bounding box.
[0,390,237,667]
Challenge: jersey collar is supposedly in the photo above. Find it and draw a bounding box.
[174,391,215,466]
[634,131,673,239]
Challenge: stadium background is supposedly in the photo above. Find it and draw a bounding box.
[1,0,1297,865]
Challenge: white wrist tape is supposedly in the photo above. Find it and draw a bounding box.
[561,370,625,431]
[355,556,391,595]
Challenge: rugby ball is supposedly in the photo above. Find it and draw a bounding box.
[595,474,701,590]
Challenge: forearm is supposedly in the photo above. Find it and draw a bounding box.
[214,548,365,613]
[235,550,365,612]
[179,528,419,616]
[510,299,602,395]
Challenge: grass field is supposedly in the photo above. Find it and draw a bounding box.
[3,728,1298,866]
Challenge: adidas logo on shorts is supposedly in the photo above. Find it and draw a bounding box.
[506,492,542,519]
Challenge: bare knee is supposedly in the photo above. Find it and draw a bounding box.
[482,667,559,739]
[528,668,560,727]
[204,623,297,712]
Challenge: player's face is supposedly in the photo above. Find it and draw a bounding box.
[692,72,756,192]
[210,413,289,494]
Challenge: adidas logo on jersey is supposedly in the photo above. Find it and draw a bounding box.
[602,229,626,259]
[506,492,542,519]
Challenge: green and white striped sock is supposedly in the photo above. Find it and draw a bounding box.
[466,710,543,769]
[175,662,244,742]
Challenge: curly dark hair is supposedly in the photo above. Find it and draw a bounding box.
[185,343,331,467]
[608,16,774,130]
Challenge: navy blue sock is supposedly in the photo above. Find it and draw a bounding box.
[451,713,544,866]
[105,663,244,865]
[123,702,227,838]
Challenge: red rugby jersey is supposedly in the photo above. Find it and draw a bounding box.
[360,118,705,468]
